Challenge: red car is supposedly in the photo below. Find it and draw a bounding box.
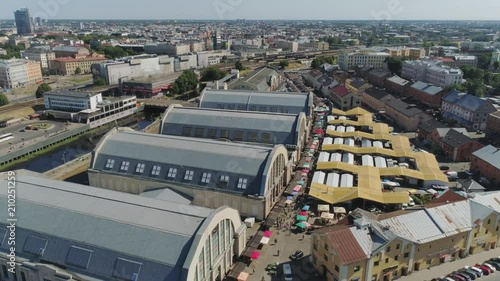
[474,264,491,275]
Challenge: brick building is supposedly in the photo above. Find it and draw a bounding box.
[408,81,445,108]
[470,145,500,188]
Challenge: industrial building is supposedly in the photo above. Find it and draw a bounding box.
[228,66,283,92]
[312,192,500,281]
[160,105,308,162]
[198,89,314,119]
[88,128,291,220]
[0,173,246,281]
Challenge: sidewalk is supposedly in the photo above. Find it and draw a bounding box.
[399,247,500,281]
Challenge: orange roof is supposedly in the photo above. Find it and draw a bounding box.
[326,227,368,265]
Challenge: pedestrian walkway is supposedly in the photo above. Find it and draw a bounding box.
[399,247,500,281]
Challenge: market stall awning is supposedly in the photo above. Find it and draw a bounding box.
[287,196,293,200]
[302,205,310,211]
[299,211,307,216]
[293,186,301,192]
[297,180,305,185]
[250,251,260,260]
[296,222,306,229]
[333,207,346,214]
[285,199,293,205]
[260,237,270,245]
[296,215,307,221]
[263,230,272,238]
[318,204,329,212]
[321,212,334,219]
[291,191,299,196]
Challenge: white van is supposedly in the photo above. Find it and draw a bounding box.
[409,197,415,207]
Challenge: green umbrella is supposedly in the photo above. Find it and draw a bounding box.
[296,215,307,221]
[296,222,306,229]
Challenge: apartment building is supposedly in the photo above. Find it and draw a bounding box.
[401,60,463,88]
[298,41,330,51]
[361,87,392,112]
[273,40,299,52]
[486,111,500,137]
[384,75,412,96]
[328,85,361,111]
[50,56,107,75]
[91,55,175,85]
[338,50,391,71]
[431,128,484,162]
[21,46,56,69]
[384,47,426,60]
[439,55,478,68]
[441,90,497,130]
[312,195,500,281]
[0,59,42,89]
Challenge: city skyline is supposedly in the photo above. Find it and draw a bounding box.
[2,0,500,21]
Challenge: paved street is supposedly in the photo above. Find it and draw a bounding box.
[399,247,500,281]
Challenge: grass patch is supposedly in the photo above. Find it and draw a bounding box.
[33,123,53,129]
[67,77,92,84]
[0,107,35,121]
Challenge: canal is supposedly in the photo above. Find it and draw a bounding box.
[4,113,154,176]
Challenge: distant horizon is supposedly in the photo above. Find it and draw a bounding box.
[2,18,500,22]
[2,0,500,22]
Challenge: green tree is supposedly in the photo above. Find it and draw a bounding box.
[94,77,106,86]
[200,67,226,81]
[35,83,52,98]
[279,60,289,69]
[74,66,82,75]
[172,70,198,95]
[494,61,500,71]
[311,56,336,69]
[0,94,8,106]
[387,57,404,76]
[478,53,493,70]
[235,60,244,71]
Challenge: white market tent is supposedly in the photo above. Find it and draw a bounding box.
[312,171,326,184]
[318,152,330,163]
[362,155,374,167]
[327,125,336,131]
[346,126,355,132]
[334,138,344,145]
[326,173,340,187]
[342,153,354,165]
[336,126,346,133]
[330,152,342,162]
[323,137,333,145]
[374,156,387,168]
[344,138,355,147]
[373,141,383,148]
[361,139,372,148]
[340,174,354,187]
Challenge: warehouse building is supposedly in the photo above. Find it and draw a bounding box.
[160,105,308,163]
[88,128,291,220]
[0,173,246,281]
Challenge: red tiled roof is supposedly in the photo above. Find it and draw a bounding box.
[425,189,467,208]
[331,85,350,97]
[326,227,368,265]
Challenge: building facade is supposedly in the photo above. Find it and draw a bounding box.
[14,8,34,35]
[441,90,497,131]
[470,145,500,188]
[88,128,291,220]
[384,98,432,131]
[407,81,445,108]
[44,90,103,112]
[338,51,391,71]
[50,56,107,76]
[52,46,90,58]
[361,88,392,113]
[21,46,56,70]
[0,59,42,89]
[401,60,463,88]
[228,66,283,92]
[144,43,191,56]
[486,111,500,137]
[0,173,246,281]
[328,85,361,111]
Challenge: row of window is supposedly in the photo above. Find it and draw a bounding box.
[181,126,272,142]
[215,104,291,114]
[105,159,248,189]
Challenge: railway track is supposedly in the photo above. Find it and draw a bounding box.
[0,99,43,114]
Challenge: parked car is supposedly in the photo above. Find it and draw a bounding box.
[474,264,491,275]
[459,268,478,279]
[452,271,472,281]
[449,273,467,281]
[440,166,450,171]
[487,259,500,270]
[289,250,304,261]
[282,264,293,281]
[464,266,483,277]
[482,262,496,272]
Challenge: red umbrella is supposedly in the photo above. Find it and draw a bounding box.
[302,169,310,173]
[299,211,307,216]
[250,251,260,260]
[314,129,323,134]
[263,230,272,237]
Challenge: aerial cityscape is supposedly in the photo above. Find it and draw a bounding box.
[1,2,500,281]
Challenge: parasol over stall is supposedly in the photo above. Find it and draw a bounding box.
[250,251,260,260]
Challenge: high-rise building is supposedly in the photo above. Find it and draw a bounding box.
[14,8,34,35]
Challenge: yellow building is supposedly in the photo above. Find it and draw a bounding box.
[312,192,500,281]
[50,56,107,75]
[26,60,42,84]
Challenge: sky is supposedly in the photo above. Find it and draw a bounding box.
[2,0,500,21]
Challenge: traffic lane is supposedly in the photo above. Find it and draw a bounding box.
[0,120,67,150]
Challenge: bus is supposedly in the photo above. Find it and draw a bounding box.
[0,133,14,143]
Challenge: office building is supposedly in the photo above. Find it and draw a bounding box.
[91,55,175,85]
[0,173,246,281]
[14,8,34,35]
[88,128,291,220]
[0,59,42,89]
[312,193,500,281]
[44,90,103,112]
[21,46,56,70]
[338,50,391,71]
[401,60,463,88]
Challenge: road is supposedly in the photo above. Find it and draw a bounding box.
[44,152,92,180]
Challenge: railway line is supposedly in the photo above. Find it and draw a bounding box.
[0,99,43,114]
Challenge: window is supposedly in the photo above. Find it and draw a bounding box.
[386,246,391,252]
[120,161,130,171]
[404,252,409,258]
[135,163,145,173]
[249,106,256,111]
[325,243,329,251]
[167,168,177,178]
[270,106,278,112]
[182,127,192,136]
[237,178,248,189]
[488,219,491,224]
[184,170,194,181]
[195,128,205,137]
[385,258,389,263]
[105,159,115,169]
[234,131,243,141]
[248,132,258,142]
[151,165,161,176]
[324,254,328,261]
[259,106,267,112]
[334,265,339,272]
[220,130,229,138]
[395,255,399,261]
[201,173,212,183]
[374,261,379,266]
[261,133,271,142]
[208,129,217,138]
[396,244,400,250]
[354,265,360,272]
[219,175,229,187]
